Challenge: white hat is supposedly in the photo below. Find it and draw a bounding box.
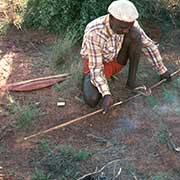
[108,0,139,22]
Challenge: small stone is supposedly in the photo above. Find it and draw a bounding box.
[57,102,66,107]
[35,102,40,106]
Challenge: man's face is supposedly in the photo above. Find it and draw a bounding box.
[109,15,134,35]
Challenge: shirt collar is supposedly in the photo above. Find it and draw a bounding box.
[105,14,114,36]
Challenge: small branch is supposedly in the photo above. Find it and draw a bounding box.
[130,171,138,180]
[112,167,122,180]
[87,134,109,144]
[169,14,177,29]
[77,159,121,180]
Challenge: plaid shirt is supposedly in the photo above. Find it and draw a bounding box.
[80,14,167,97]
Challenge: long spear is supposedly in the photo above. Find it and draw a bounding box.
[24,69,180,141]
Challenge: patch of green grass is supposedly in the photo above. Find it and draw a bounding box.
[52,36,74,65]
[150,172,169,180]
[52,82,62,92]
[162,89,175,103]
[177,77,180,83]
[60,145,92,161]
[12,101,39,129]
[38,139,53,154]
[154,130,169,144]
[52,28,83,94]
[52,25,80,65]
[175,107,180,113]
[173,77,180,89]
[40,145,91,179]
[146,95,159,109]
[53,57,83,94]
[73,149,91,161]
[0,20,10,35]
[69,60,83,87]
[32,168,51,180]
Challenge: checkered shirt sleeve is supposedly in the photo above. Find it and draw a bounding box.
[135,21,167,75]
[86,32,111,97]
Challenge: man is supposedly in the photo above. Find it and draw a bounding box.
[80,0,170,113]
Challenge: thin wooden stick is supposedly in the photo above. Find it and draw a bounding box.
[24,108,103,140]
[24,69,180,141]
[8,73,70,86]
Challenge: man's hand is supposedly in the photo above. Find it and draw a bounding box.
[102,95,113,114]
[160,71,171,81]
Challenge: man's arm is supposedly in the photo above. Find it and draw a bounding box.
[134,21,168,76]
[86,32,113,113]
[86,32,111,97]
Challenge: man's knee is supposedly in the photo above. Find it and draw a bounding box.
[83,74,101,108]
[84,94,100,108]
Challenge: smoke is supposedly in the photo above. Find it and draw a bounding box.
[113,117,141,135]
[157,89,180,116]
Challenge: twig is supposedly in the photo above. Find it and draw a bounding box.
[112,75,120,81]
[74,96,84,103]
[112,167,122,180]
[130,171,138,180]
[167,133,180,152]
[77,159,121,180]
[87,134,109,144]
[169,14,177,29]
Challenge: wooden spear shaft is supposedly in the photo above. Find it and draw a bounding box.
[24,69,180,141]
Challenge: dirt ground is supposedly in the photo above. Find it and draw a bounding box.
[0,26,180,180]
